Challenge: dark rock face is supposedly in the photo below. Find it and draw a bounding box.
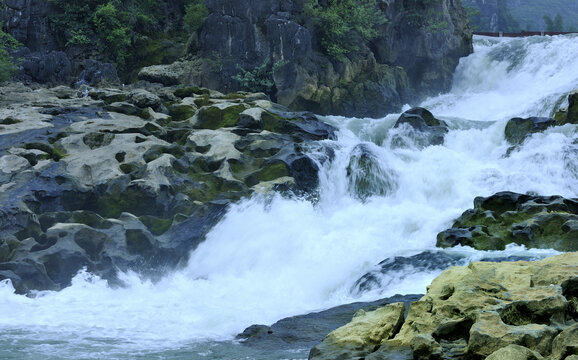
[78,59,120,86]
[190,0,473,117]
[437,191,578,251]
[0,83,335,294]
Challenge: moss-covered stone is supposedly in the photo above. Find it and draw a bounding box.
[261,111,287,133]
[504,117,556,145]
[168,103,197,121]
[70,210,111,229]
[96,189,159,218]
[174,86,210,98]
[125,229,154,256]
[195,103,247,130]
[139,215,174,236]
[437,192,578,251]
[186,173,248,202]
[245,161,290,187]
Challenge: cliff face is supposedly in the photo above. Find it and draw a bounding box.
[2,0,473,117]
[192,0,472,117]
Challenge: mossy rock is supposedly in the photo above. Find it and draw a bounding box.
[504,117,556,145]
[82,132,115,150]
[125,229,155,256]
[567,91,578,125]
[0,238,20,262]
[245,161,290,187]
[174,86,210,98]
[438,192,578,252]
[23,142,66,161]
[73,227,109,261]
[70,211,112,229]
[261,111,288,133]
[96,189,159,218]
[195,103,248,130]
[186,173,248,202]
[194,94,212,107]
[139,215,174,236]
[169,103,197,121]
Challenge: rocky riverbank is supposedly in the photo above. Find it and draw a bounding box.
[309,252,578,359]
[0,81,335,293]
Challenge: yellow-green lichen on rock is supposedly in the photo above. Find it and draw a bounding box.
[309,252,578,360]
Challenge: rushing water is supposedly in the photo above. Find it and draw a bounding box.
[1,35,578,359]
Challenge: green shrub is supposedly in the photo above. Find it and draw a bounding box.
[233,60,286,94]
[304,0,386,59]
[183,0,208,33]
[0,24,21,82]
[93,2,131,66]
[47,0,164,71]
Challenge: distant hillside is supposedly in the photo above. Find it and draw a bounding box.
[508,0,578,31]
[463,0,578,32]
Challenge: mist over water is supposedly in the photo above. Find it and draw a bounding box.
[1,35,577,359]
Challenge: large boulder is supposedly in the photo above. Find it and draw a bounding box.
[309,252,578,359]
[504,117,556,145]
[437,191,578,251]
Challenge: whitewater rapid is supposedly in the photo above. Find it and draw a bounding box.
[1,35,577,359]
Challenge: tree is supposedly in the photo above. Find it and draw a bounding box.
[304,0,387,59]
[553,13,564,31]
[543,15,554,31]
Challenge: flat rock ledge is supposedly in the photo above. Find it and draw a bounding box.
[309,252,578,360]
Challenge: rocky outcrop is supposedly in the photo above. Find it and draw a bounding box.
[237,294,422,353]
[0,82,335,293]
[3,0,472,117]
[0,0,185,84]
[141,0,472,118]
[504,117,556,145]
[309,252,578,359]
[436,191,578,251]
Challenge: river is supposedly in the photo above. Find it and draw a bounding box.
[1,34,577,359]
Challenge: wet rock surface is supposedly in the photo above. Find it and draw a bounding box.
[237,294,422,353]
[391,107,450,148]
[0,82,335,293]
[309,252,578,360]
[436,191,578,251]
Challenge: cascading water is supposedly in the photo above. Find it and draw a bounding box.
[1,35,577,360]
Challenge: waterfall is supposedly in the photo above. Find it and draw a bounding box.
[1,35,577,359]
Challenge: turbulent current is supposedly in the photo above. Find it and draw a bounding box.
[1,35,578,359]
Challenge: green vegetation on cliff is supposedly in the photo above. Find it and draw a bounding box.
[46,0,196,73]
[463,0,578,31]
[303,0,386,59]
[0,23,20,81]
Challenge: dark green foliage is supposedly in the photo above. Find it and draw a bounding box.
[93,2,131,66]
[46,0,181,72]
[233,60,286,94]
[304,0,386,59]
[183,0,208,33]
[0,23,21,82]
[462,0,519,32]
[544,13,564,31]
[463,0,578,31]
